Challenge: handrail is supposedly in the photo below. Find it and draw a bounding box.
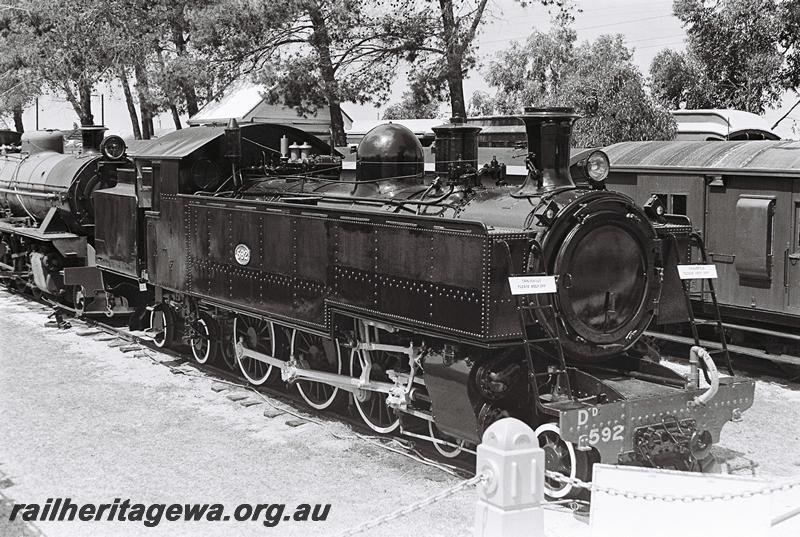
[688,346,719,407]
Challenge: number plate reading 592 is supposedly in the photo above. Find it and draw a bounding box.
[577,408,624,446]
[587,425,625,445]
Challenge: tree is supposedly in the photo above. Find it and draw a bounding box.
[486,27,676,146]
[467,90,495,116]
[382,91,441,119]
[649,49,709,109]
[106,0,225,138]
[12,0,122,126]
[395,0,570,119]
[257,0,417,145]
[0,7,42,132]
[650,0,784,114]
[780,0,800,91]
[192,0,413,146]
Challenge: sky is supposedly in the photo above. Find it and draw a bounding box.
[376,0,690,121]
[6,0,799,138]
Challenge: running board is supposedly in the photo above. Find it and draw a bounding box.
[645,331,800,367]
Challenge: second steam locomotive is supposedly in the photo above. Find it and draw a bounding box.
[0,107,754,497]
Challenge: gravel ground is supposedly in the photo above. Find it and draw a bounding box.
[0,290,798,537]
[659,358,800,479]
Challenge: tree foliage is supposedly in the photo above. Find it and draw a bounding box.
[0,7,42,131]
[650,0,784,113]
[382,91,441,119]
[392,0,571,119]
[192,0,417,145]
[780,0,800,90]
[485,25,676,146]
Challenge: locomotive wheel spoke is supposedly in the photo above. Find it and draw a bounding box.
[291,329,343,410]
[536,423,577,499]
[190,313,218,365]
[428,420,466,458]
[218,321,237,371]
[150,306,174,349]
[349,348,400,434]
[233,315,275,385]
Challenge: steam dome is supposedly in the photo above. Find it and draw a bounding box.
[356,123,424,183]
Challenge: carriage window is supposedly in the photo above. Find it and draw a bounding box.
[671,194,687,215]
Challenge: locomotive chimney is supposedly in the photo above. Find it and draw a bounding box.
[515,107,579,196]
[80,126,107,154]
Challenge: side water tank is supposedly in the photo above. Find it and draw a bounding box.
[21,130,64,154]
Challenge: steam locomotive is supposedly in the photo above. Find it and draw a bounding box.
[0,108,755,498]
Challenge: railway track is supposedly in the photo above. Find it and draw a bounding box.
[4,284,789,511]
[3,286,480,480]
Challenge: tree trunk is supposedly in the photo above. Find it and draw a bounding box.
[63,84,84,123]
[12,104,23,133]
[79,82,94,126]
[445,53,466,119]
[183,86,199,117]
[170,9,199,118]
[134,63,153,139]
[306,2,347,146]
[438,0,467,118]
[170,104,182,129]
[119,68,142,140]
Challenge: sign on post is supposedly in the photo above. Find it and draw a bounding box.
[508,276,557,295]
[677,264,718,280]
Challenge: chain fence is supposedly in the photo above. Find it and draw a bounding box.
[329,474,487,537]
[545,470,800,503]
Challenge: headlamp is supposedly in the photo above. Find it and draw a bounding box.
[100,135,127,160]
[586,150,610,182]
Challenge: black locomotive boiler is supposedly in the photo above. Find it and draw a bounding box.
[0,128,128,305]
[0,109,755,498]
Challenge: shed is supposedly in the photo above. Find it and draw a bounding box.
[188,78,352,144]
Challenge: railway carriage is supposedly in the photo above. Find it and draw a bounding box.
[604,141,800,364]
[0,109,755,498]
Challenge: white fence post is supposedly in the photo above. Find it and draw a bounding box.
[474,417,545,537]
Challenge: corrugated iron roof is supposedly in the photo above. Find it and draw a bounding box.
[605,140,800,176]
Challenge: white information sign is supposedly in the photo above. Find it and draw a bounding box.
[677,264,717,280]
[508,276,557,295]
